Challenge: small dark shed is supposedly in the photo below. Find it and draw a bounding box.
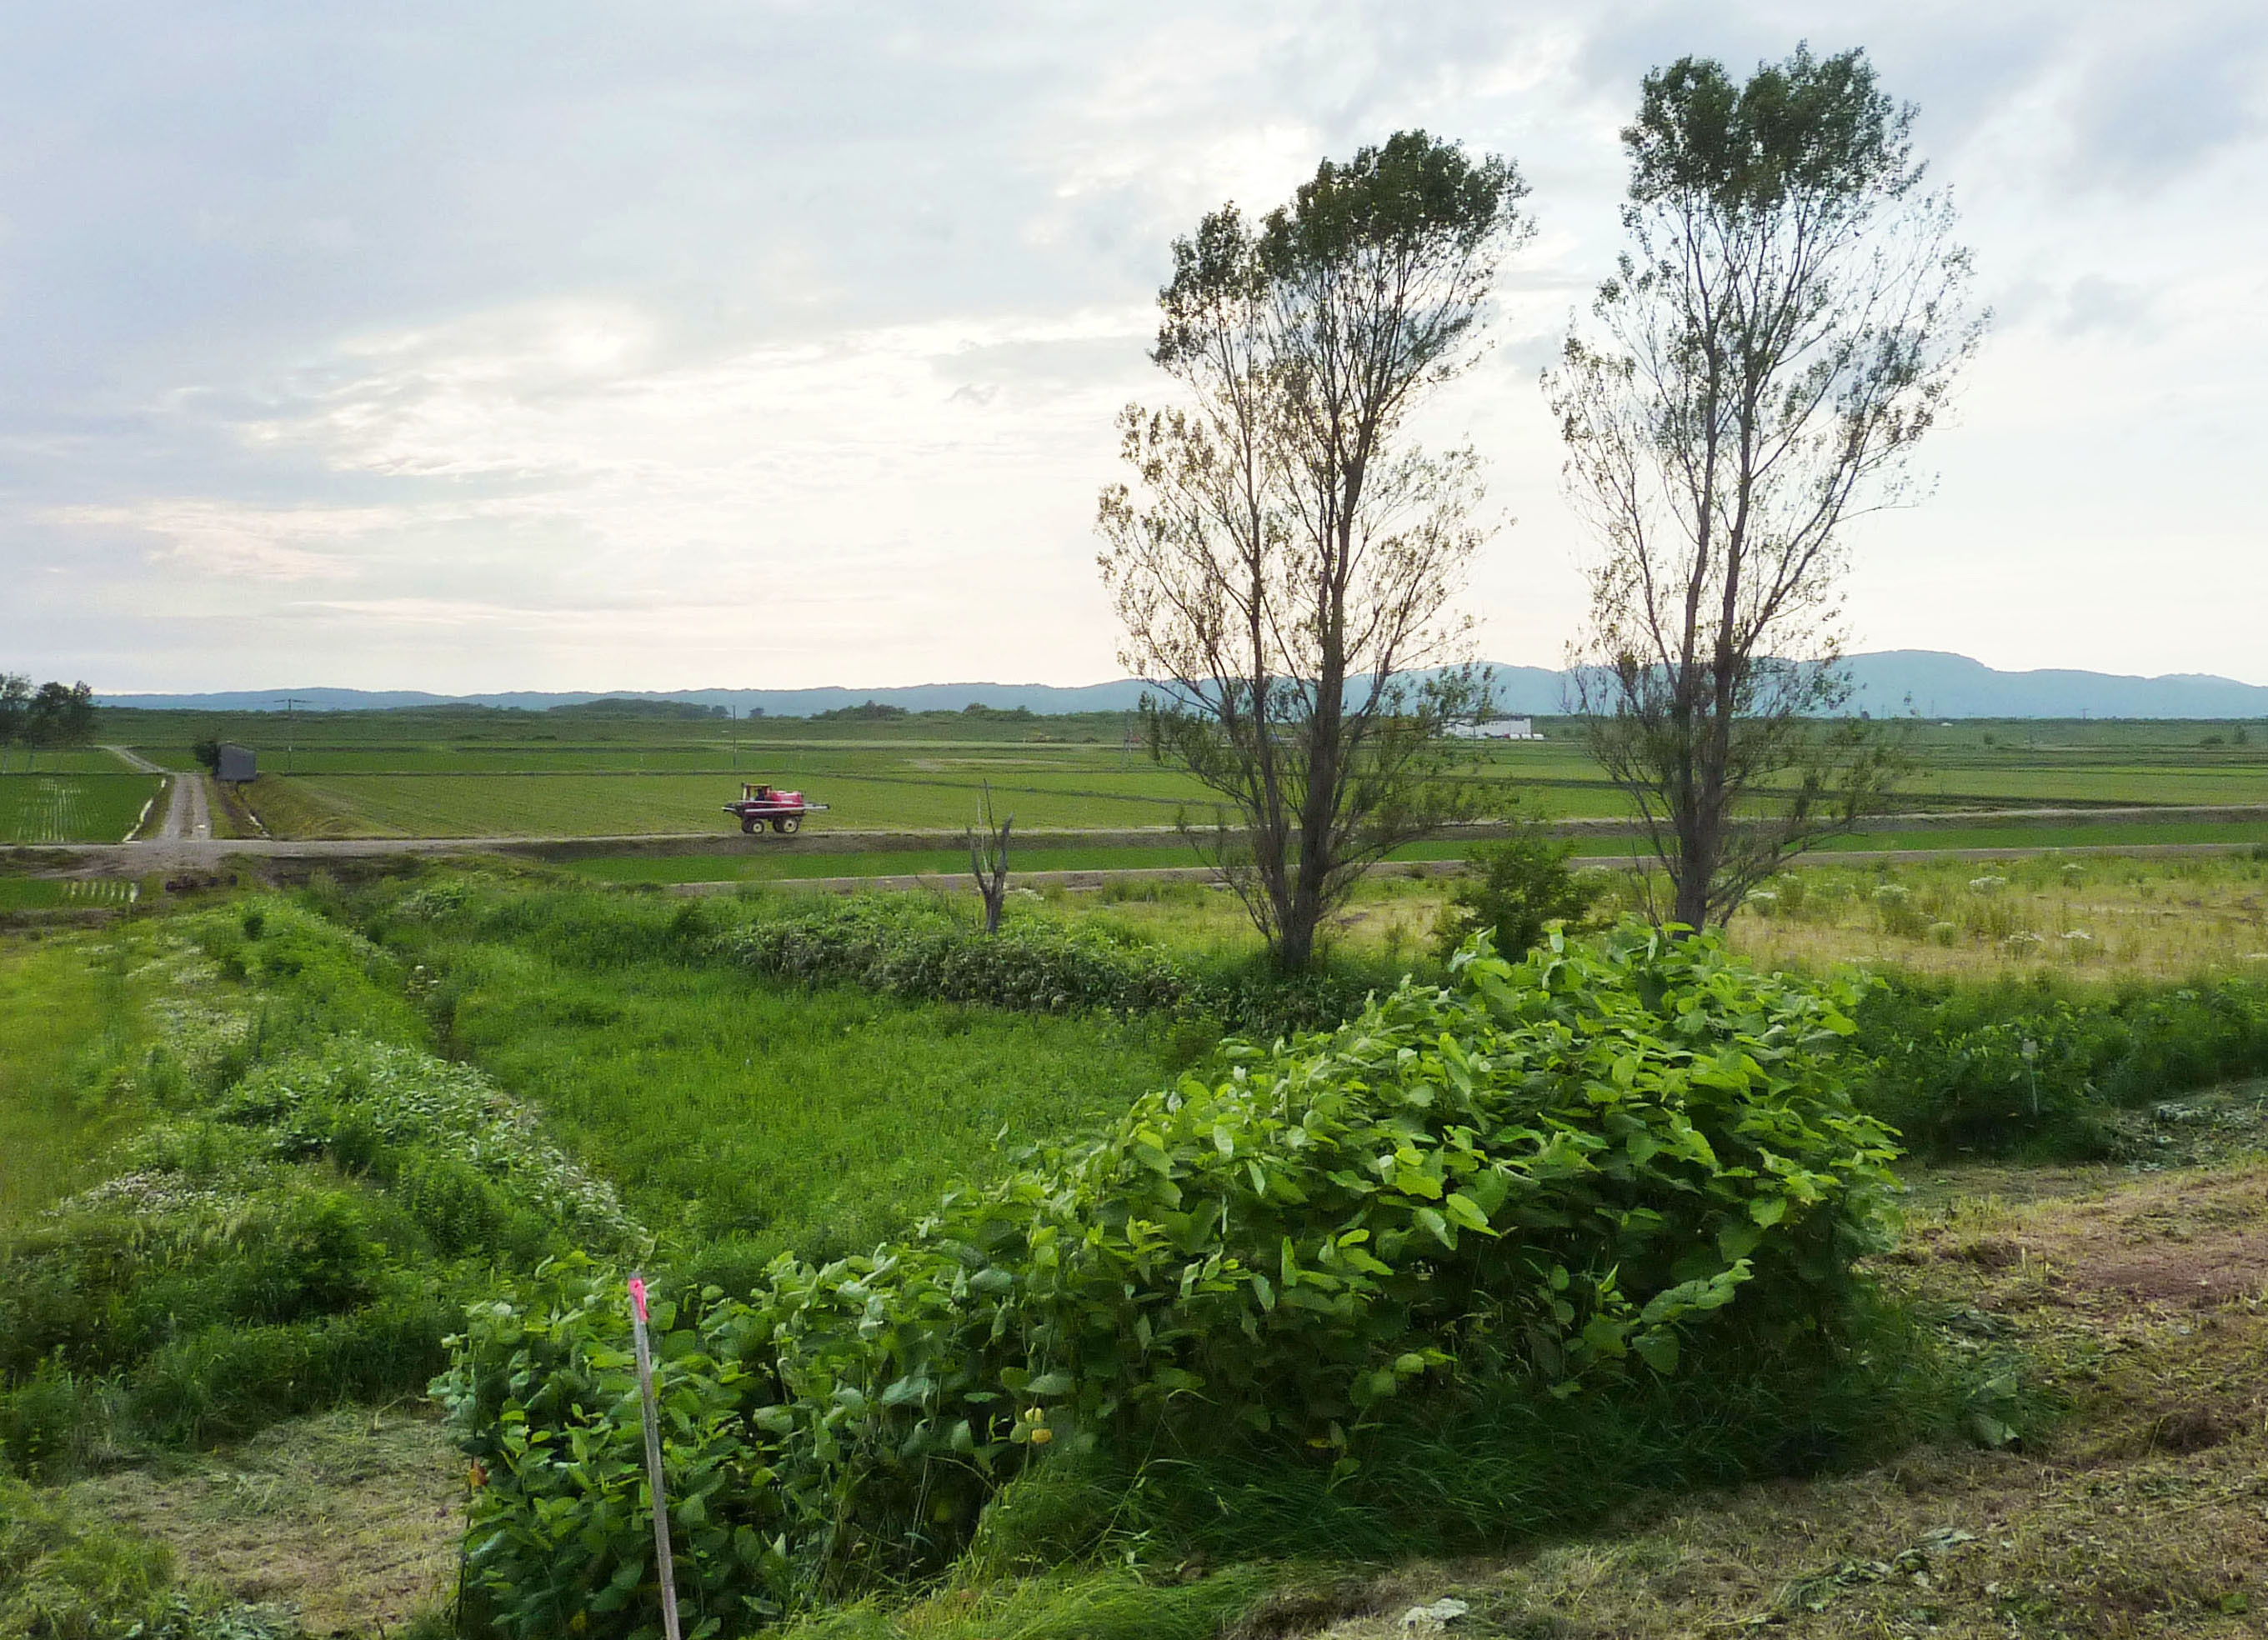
[216,743,257,783]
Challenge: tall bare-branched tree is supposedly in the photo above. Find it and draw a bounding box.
[1551,46,1984,932]
[967,782,1013,935]
[1099,132,1531,970]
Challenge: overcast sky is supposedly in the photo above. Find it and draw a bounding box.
[2,1,2262,693]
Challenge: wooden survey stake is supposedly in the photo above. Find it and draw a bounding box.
[628,1274,683,1640]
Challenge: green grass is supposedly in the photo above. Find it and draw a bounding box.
[1802,818,2268,852]
[12,861,2261,1635]
[560,821,2268,887]
[282,772,1202,837]
[0,774,165,842]
[563,843,1204,882]
[372,887,1205,1260]
[0,938,142,1228]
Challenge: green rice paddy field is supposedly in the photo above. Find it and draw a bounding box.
[0,772,164,843]
[80,706,2268,842]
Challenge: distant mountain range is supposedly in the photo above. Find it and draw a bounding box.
[97,651,2268,720]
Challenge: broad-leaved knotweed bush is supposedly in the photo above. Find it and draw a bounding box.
[442,928,1898,1636]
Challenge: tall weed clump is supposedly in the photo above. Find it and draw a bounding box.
[1855,971,2268,1156]
[715,894,1373,1037]
[442,928,1900,1638]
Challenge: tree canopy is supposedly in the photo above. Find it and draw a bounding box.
[1551,45,1984,930]
[1101,131,1532,969]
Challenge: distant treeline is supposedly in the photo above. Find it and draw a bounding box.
[814,699,1039,722]
[543,698,746,721]
[0,674,97,768]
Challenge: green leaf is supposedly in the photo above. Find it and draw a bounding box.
[1444,1191,1492,1232]
[1632,1330,1680,1374]
[1717,1222,1764,1262]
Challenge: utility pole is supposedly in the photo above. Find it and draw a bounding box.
[273,698,308,774]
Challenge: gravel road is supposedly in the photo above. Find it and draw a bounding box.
[105,745,208,842]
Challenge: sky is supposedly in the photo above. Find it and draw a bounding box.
[2,1,2263,694]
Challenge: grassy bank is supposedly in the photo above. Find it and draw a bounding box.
[0,938,145,1227]
[10,862,2268,1638]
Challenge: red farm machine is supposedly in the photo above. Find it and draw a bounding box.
[723,782,829,836]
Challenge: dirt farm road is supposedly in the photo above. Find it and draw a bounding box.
[106,745,208,842]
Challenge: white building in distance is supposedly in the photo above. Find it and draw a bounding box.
[1449,717,1542,740]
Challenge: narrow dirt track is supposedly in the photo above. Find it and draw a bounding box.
[104,745,208,842]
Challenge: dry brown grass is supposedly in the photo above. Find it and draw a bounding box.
[1301,1160,2268,1639]
[1724,854,2268,982]
[1067,852,2268,986]
[61,1408,463,1636]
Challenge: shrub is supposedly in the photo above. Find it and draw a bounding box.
[442,929,1899,1636]
[1429,826,1605,961]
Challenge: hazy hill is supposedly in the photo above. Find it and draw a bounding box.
[97,651,2268,719]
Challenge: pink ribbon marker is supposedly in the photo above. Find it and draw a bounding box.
[628,1274,649,1323]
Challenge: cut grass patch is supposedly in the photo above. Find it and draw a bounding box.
[56,1408,462,1637]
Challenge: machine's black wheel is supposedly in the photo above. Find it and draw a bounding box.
[773,815,801,835]
[740,818,758,835]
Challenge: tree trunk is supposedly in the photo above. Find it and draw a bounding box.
[969,790,1011,934]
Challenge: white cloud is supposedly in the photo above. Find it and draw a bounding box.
[48,500,379,581]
